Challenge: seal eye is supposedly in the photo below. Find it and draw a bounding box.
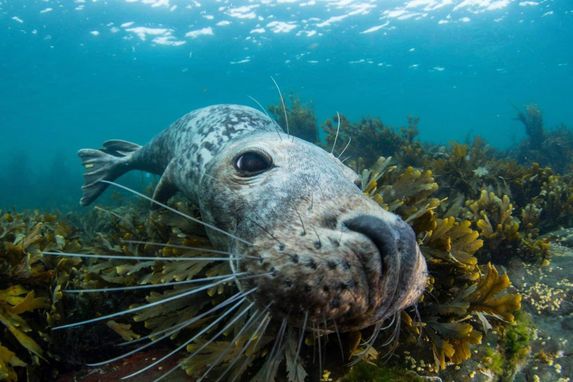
[234,151,272,176]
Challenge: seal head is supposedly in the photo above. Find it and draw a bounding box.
[200,132,427,332]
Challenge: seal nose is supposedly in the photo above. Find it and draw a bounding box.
[343,215,399,260]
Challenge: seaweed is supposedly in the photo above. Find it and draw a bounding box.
[360,157,521,374]
[514,104,573,173]
[268,95,318,143]
[0,210,81,380]
[323,114,423,169]
[3,98,571,380]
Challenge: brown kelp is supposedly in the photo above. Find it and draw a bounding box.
[1,99,571,381]
[0,211,81,381]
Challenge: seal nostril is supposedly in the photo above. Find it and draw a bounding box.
[343,215,400,260]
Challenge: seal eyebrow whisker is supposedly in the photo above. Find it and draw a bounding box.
[52,276,242,331]
[128,296,256,381]
[99,180,253,246]
[86,290,251,367]
[270,76,291,140]
[42,251,255,262]
[248,95,283,140]
[330,111,341,154]
[337,136,352,160]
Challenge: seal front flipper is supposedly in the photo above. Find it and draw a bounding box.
[78,139,142,206]
[150,160,179,209]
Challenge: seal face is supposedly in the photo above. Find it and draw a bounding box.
[78,104,427,333]
[200,132,427,331]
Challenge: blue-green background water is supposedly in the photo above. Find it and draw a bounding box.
[1,0,572,209]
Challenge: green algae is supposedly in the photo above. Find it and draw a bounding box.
[501,311,534,381]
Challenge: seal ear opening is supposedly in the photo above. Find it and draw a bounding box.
[78,140,141,206]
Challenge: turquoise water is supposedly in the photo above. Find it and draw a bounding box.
[1,0,572,209]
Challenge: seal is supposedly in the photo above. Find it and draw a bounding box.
[78,104,427,333]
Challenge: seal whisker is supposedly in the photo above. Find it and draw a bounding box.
[296,310,309,361]
[294,206,307,236]
[312,227,322,249]
[409,304,424,343]
[217,308,271,382]
[43,251,251,262]
[332,319,345,361]
[151,299,257,382]
[270,76,290,139]
[229,311,272,382]
[99,180,253,246]
[52,276,240,330]
[87,289,253,367]
[312,321,324,380]
[380,313,400,348]
[203,172,285,249]
[116,290,252,348]
[331,111,341,154]
[380,315,401,363]
[93,205,130,223]
[248,218,285,249]
[119,239,245,256]
[64,272,272,293]
[265,317,288,381]
[349,320,385,366]
[337,136,352,160]
[199,304,270,381]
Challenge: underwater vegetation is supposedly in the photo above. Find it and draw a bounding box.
[269,95,318,144]
[0,97,571,381]
[514,104,573,174]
